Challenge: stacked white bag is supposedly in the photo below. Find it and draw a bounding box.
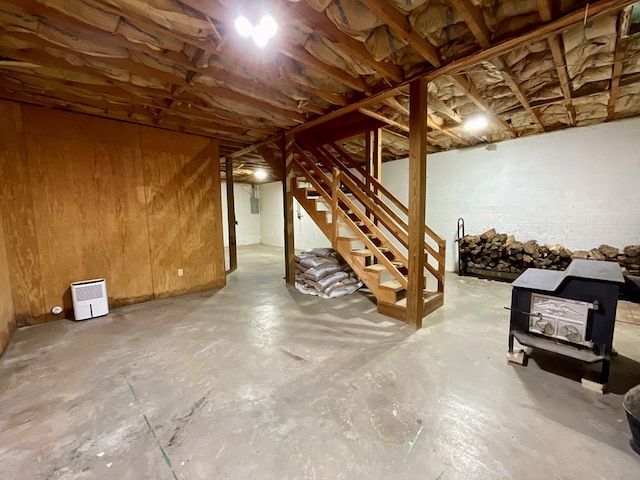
[295,248,363,298]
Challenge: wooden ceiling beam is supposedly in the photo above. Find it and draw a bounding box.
[548,35,577,126]
[384,95,462,124]
[279,43,371,94]
[3,0,326,120]
[0,87,255,145]
[3,0,193,70]
[490,57,546,131]
[205,48,349,107]
[449,0,491,48]
[451,0,543,131]
[426,117,471,146]
[606,34,627,121]
[284,0,632,142]
[536,0,554,22]
[450,74,518,137]
[359,108,409,133]
[0,45,281,135]
[30,0,222,60]
[284,0,404,83]
[357,0,442,67]
[0,28,186,86]
[196,65,325,115]
[379,98,469,146]
[182,0,369,95]
[189,84,308,123]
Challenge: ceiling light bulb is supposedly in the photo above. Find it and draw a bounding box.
[259,15,278,39]
[252,29,269,48]
[234,16,252,38]
[254,169,267,180]
[464,115,489,132]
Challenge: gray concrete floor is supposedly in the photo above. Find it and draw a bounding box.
[1,244,639,480]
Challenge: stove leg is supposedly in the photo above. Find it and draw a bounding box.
[600,357,610,384]
[507,333,526,365]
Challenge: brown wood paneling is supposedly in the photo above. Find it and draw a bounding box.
[21,106,155,320]
[0,100,225,323]
[0,100,45,325]
[0,208,15,355]
[141,128,225,297]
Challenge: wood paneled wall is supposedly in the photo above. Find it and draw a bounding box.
[0,100,225,326]
[0,208,15,355]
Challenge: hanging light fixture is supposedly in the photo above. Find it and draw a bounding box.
[254,169,268,180]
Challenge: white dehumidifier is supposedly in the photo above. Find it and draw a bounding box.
[70,278,109,321]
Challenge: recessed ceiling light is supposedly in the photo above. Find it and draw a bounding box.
[254,169,268,180]
[464,115,489,132]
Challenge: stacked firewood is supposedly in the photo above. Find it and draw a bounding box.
[459,228,640,275]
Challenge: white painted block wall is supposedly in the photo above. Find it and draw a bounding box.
[220,182,262,246]
[382,117,640,271]
[260,181,330,250]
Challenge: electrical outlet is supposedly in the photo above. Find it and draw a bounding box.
[178,268,184,277]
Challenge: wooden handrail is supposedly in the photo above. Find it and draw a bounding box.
[339,173,444,284]
[293,143,334,190]
[336,190,409,271]
[329,142,446,248]
[308,144,412,243]
[291,156,332,205]
[295,138,445,289]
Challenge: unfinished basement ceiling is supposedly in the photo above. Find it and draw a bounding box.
[0,0,639,183]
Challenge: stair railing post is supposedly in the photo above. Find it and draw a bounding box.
[331,167,340,244]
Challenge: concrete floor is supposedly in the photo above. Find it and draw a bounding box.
[1,244,639,480]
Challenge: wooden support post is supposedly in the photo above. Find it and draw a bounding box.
[225,159,238,273]
[331,167,341,243]
[372,128,382,187]
[407,78,428,328]
[365,131,374,222]
[365,128,383,225]
[282,134,295,285]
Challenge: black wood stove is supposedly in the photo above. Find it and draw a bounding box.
[507,259,624,392]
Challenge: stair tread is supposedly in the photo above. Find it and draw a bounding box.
[351,249,372,257]
[364,264,386,273]
[337,235,359,241]
[379,280,405,292]
[389,291,443,307]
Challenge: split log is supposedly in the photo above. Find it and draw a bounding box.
[459,230,638,276]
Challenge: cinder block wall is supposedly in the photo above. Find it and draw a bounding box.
[220,182,262,247]
[382,117,640,271]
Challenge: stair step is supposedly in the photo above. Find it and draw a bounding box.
[337,235,359,242]
[379,280,405,292]
[392,291,442,308]
[364,264,386,274]
[351,249,372,257]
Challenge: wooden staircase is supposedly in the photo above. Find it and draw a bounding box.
[290,136,446,325]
